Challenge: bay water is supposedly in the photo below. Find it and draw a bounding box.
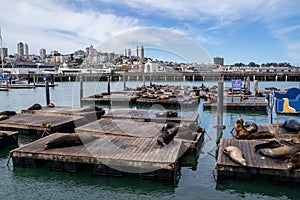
[0,80,299,200]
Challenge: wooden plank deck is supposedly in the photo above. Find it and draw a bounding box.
[21,106,105,121]
[10,132,185,170]
[102,109,199,124]
[0,113,88,134]
[82,93,138,104]
[136,97,199,106]
[216,138,300,181]
[75,119,164,137]
[0,130,18,149]
[203,96,268,111]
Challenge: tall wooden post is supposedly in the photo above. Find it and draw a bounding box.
[217,82,224,128]
[45,81,50,105]
[254,80,258,97]
[107,76,111,94]
[80,75,83,108]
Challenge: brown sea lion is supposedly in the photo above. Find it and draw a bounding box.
[0,111,16,116]
[244,123,258,134]
[157,126,179,146]
[282,119,300,132]
[47,103,55,108]
[235,129,249,139]
[247,131,274,140]
[94,94,103,98]
[0,115,9,121]
[223,146,247,166]
[254,140,283,151]
[234,117,245,133]
[259,145,300,158]
[287,152,300,170]
[42,121,51,128]
[28,103,42,110]
[44,133,98,150]
[157,95,169,100]
[155,110,178,118]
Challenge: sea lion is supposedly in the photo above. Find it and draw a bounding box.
[244,122,258,134]
[0,132,8,137]
[44,133,98,150]
[157,95,169,100]
[161,122,177,131]
[259,145,300,158]
[47,103,55,108]
[234,117,245,133]
[254,140,283,151]
[282,119,300,132]
[0,111,16,116]
[157,126,179,146]
[155,110,178,118]
[235,129,249,139]
[94,94,103,98]
[0,115,9,121]
[223,146,247,166]
[28,103,42,110]
[42,121,51,128]
[247,131,274,140]
[287,152,300,170]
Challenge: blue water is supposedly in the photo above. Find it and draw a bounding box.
[0,80,300,200]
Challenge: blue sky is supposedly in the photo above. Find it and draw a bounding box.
[0,0,299,65]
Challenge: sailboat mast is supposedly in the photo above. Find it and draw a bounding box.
[0,28,3,72]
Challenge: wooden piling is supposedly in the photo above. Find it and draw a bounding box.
[107,76,111,94]
[254,80,258,97]
[217,82,224,128]
[45,81,50,105]
[80,76,83,108]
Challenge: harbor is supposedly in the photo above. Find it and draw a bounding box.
[0,80,300,199]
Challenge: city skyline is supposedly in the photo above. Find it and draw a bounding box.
[0,0,299,65]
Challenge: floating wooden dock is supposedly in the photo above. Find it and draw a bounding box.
[21,106,105,122]
[216,138,300,183]
[203,96,268,111]
[0,113,88,135]
[82,93,138,105]
[136,97,199,107]
[102,109,199,124]
[10,132,185,183]
[75,118,204,153]
[0,130,18,149]
[0,84,36,89]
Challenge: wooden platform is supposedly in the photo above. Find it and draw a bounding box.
[10,132,185,182]
[21,106,105,121]
[136,97,199,107]
[0,130,18,149]
[216,138,300,182]
[102,109,199,124]
[203,96,268,111]
[0,113,88,135]
[75,119,163,137]
[0,84,36,89]
[82,93,138,105]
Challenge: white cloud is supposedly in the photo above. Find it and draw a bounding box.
[0,0,139,54]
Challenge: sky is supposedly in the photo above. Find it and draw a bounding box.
[0,0,300,65]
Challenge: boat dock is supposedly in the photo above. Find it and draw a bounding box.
[136,96,199,107]
[0,130,18,149]
[203,96,268,111]
[0,113,88,135]
[216,138,300,183]
[82,93,138,105]
[102,109,199,124]
[10,132,185,183]
[21,106,105,122]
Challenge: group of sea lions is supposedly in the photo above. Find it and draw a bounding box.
[234,117,274,139]
[155,110,178,118]
[0,110,17,121]
[255,140,300,170]
[157,122,205,146]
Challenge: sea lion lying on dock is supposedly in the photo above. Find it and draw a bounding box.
[258,145,300,158]
[47,103,55,108]
[94,94,103,98]
[27,103,42,110]
[44,133,98,150]
[0,115,9,121]
[246,131,274,140]
[0,111,16,116]
[157,125,179,146]
[244,122,258,134]
[282,119,300,132]
[223,146,247,166]
[287,152,300,170]
[155,110,178,118]
[254,140,283,151]
[234,118,249,139]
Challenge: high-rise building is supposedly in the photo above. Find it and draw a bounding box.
[136,46,144,61]
[0,48,8,58]
[24,43,29,57]
[124,48,131,57]
[40,48,46,60]
[17,42,24,58]
[214,56,224,66]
